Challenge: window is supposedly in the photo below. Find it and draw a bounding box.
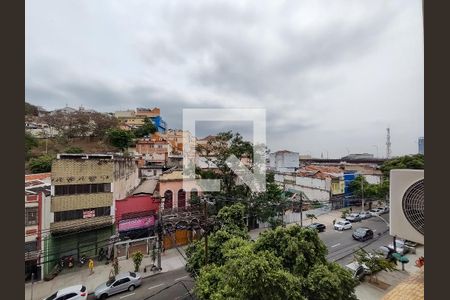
[54,183,111,196]
[25,241,37,253]
[54,206,111,222]
[25,207,38,226]
[62,293,78,300]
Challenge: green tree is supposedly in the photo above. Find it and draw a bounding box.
[195,243,305,300]
[248,174,289,228]
[133,117,157,138]
[25,132,38,159]
[380,154,424,178]
[304,263,358,300]
[64,146,84,154]
[253,225,327,277]
[186,204,250,276]
[354,249,396,283]
[341,208,350,219]
[25,102,39,116]
[131,251,144,272]
[306,213,318,224]
[29,155,54,173]
[349,175,390,202]
[105,128,134,151]
[217,202,247,230]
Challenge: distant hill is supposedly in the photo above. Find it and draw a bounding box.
[25,102,39,116]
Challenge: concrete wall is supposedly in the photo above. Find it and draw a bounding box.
[51,193,113,212]
[284,183,330,201]
[363,174,382,185]
[274,172,332,201]
[270,151,299,172]
[52,159,114,185]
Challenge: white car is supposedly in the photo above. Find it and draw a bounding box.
[359,211,372,219]
[369,208,383,216]
[334,220,352,231]
[387,239,408,255]
[380,206,389,214]
[44,285,88,300]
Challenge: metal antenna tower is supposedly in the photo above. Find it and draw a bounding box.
[386,127,392,158]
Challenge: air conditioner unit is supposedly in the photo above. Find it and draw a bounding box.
[390,169,424,244]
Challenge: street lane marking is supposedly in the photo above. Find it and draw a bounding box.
[174,275,189,282]
[331,243,341,248]
[120,293,135,299]
[148,283,165,290]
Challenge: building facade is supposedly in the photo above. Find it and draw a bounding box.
[46,154,140,277]
[25,174,51,281]
[114,108,167,133]
[418,137,424,155]
[136,133,174,166]
[158,170,203,211]
[269,150,299,173]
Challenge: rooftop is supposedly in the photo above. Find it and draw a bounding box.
[25,173,51,182]
[382,268,424,300]
[132,179,158,195]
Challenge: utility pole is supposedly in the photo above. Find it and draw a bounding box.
[361,177,365,212]
[300,193,303,227]
[156,197,164,271]
[203,198,208,266]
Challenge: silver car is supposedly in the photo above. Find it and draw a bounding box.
[94,272,142,299]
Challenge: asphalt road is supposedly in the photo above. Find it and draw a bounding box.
[320,213,392,266]
[87,213,391,300]
[87,268,195,300]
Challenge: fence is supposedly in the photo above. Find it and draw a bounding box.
[258,205,332,229]
[114,236,157,260]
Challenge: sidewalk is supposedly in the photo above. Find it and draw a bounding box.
[24,247,187,300]
[355,245,425,300]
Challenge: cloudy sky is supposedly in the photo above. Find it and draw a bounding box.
[26,0,423,158]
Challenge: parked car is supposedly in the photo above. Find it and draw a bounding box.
[359,211,372,219]
[345,262,371,281]
[369,208,383,216]
[44,285,88,300]
[352,227,374,242]
[94,272,142,299]
[380,206,389,214]
[387,239,409,255]
[346,213,362,223]
[306,222,326,232]
[334,220,352,231]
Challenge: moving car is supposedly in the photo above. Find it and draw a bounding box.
[44,285,88,300]
[94,272,142,299]
[352,227,374,242]
[358,211,372,219]
[334,220,352,231]
[346,213,362,223]
[306,223,326,232]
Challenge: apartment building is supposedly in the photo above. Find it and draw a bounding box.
[46,154,140,276]
[25,173,51,281]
